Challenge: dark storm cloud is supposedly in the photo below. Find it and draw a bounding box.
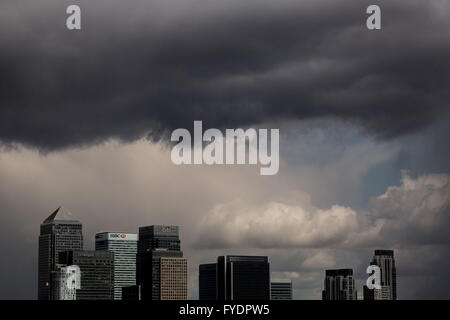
[1,0,450,150]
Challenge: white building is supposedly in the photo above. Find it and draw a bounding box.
[95,232,138,300]
[51,265,80,300]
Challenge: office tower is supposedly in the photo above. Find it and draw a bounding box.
[199,263,217,300]
[160,256,188,299]
[322,269,357,300]
[271,279,293,300]
[59,250,114,300]
[214,255,270,300]
[138,225,180,253]
[139,249,187,300]
[137,225,187,300]
[51,265,80,300]
[95,232,137,300]
[365,249,397,300]
[38,207,83,300]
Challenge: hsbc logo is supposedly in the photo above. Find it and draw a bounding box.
[96,233,136,241]
[110,233,127,239]
[160,226,174,233]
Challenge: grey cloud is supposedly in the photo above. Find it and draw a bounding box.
[370,171,450,245]
[193,199,360,249]
[194,171,450,250]
[191,171,450,298]
[1,138,450,299]
[1,0,450,150]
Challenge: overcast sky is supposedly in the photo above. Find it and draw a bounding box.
[1,0,450,299]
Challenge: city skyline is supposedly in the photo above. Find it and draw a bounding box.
[2,0,450,300]
[37,206,397,300]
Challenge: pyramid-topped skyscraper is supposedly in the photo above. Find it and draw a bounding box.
[42,206,79,224]
[38,207,83,300]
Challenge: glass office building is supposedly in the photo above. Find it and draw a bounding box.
[95,232,137,300]
[137,225,187,300]
[38,207,83,300]
[271,279,293,300]
[59,250,114,300]
[322,269,357,300]
[365,250,397,300]
[200,255,270,300]
[199,263,217,300]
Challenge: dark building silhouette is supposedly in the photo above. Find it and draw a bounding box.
[200,255,270,300]
[122,285,141,300]
[363,285,375,300]
[199,263,217,300]
[138,225,180,253]
[38,207,83,300]
[271,279,293,300]
[365,250,397,300]
[59,250,114,300]
[322,269,357,300]
[137,225,187,300]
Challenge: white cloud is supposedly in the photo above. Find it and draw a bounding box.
[195,171,450,250]
[302,252,336,269]
[369,171,450,245]
[194,199,359,248]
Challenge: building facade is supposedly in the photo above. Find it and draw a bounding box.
[271,279,293,300]
[137,225,187,300]
[51,265,80,300]
[95,232,137,300]
[138,225,180,253]
[38,207,83,300]
[200,255,270,300]
[59,250,114,300]
[199,263,217,300]
[160,257,188,300]
[322,269,357,300]
[365,250,397,300]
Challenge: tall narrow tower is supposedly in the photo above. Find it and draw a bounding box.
[38,207,83,300]
[137,225,187,300]
[371,250,397,300]
[95,232,137,300]
[322,269,357,300]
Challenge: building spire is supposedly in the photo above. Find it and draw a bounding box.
[42,206,78,224]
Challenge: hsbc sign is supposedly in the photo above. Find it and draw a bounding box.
[95,232,137,241]
[110,233,126,239]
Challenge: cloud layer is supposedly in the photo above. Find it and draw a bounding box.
[0,136,449,299]
[195,171,450,250]
[1,0,450,150]
[1,0,450,300]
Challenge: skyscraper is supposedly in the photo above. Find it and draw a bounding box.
[322,269,357,300]
[365,249,397,300]
[51,265,80,300]
[271,279,293,300]
[59,250,114,300]
[95,232,137,300]
[137,225,187,300]
[160,256,188,300]
[199,263,217,300]
[200,255,270,300]
[38,207,83,300]
[138,225,181,253]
